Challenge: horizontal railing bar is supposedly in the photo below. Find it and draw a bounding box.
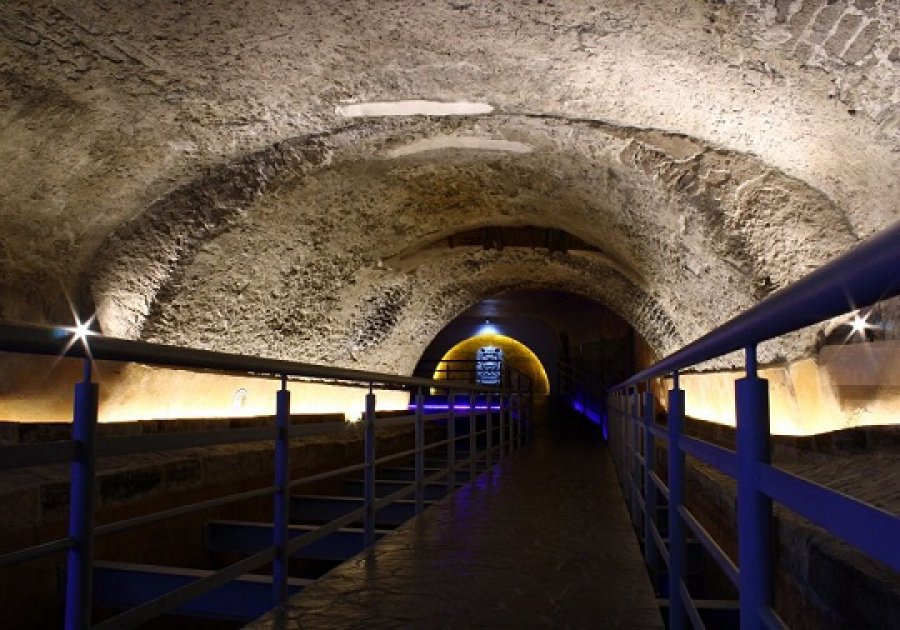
[286,505,368,555]
[374,447,418,466]
[287,462,367,490]
[93,544,275,629]
[650,521,670,569]
[681,580,707,630]
[615,221,900,389]
[635,452,645,467]
[0,441,76,470]
[679,436,737,479]
[647,423,667,442]
[96,486,273,537]
[371,479,419,511]
[679,506,739,587]
[758,464,900,573]
[0,537,74,568]
[761,606,790,630]
[0,323,502,392]
[650,472,670,502]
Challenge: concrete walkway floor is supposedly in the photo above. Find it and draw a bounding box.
[246,422,664,629]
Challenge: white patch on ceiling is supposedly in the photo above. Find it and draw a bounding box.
[336,100,494,117]
[388,135,533,158]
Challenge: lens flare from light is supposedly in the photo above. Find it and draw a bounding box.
[848,310,873,341]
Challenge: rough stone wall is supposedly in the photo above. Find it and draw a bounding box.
[1,0,897,369]
[96,115,859,372]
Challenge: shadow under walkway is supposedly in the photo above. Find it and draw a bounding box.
[247,413,663,629]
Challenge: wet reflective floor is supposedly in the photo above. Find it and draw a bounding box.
[247,420,663,629]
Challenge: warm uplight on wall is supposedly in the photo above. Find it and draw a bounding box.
[232,388,248,412]
[433,333,550,394]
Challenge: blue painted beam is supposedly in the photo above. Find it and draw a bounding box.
[206,520,388,562]
[290,496,435,527]
[343,479,463,500]
[92,561,309,623]
[375,467,471,483]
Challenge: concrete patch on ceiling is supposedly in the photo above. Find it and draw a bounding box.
[336,100,494,118]
[387,135,532,158]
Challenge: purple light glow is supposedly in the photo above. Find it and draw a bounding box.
[409,404,503,411]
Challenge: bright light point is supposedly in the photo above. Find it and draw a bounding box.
[847,311,874,341]
[478,319,499,335]
[74,321,93,341]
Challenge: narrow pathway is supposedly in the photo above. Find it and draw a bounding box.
[248,418,663,629]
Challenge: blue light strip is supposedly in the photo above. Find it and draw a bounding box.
[408,404,502,411]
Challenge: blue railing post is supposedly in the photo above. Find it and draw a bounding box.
[415,388,425,515]
[364,387,376,548]
[498,391,505,462]
[667,372,687,630]
[486,392,493,468]
[272,375,290,606]
[643,388,658,581]
[447,390,456,492]
[736,345,773,629]
[65,358,99,630]
[630,388,640,527]
[469,391,477,482]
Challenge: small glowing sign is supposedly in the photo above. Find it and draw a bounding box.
[476,346,503,386]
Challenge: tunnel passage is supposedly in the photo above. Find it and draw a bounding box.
[412,289,647,394]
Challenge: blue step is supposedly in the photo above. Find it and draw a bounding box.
[377,467,472,483]
[290,495,435,527]
[206,520,388,562]
[93,561,309,623]
[342,479,463,500]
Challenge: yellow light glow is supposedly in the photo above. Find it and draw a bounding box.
[0,357,409,423]
[432,333,550,394]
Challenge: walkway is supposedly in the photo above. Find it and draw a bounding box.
[247,418,664,629]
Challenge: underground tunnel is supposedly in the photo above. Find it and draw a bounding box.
[0,0,898,628]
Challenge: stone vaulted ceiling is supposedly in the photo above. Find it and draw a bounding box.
[1,0,898,373]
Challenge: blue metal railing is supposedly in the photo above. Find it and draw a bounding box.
[607,221,900,630]
[0,324,533,628]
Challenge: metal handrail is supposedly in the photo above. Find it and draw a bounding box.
[615,220,900,389]
[0,322,534,629]
[605,221,900,630]
[0,323,497,392]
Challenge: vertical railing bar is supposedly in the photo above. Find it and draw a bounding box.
[668,371,687,630]
[447,389,456,491]
[643,386,658,585]
[469,391,477,482]
[498,389,505,462]
[64,357,99,630]
[631,388,640,527]
[486,392,493,469]
[272,373,290,607]
[414,387,425,515]
[364,386,376,548]
[737,344,773,630]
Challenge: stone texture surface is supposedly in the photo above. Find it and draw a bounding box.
[246,425,663,629]
[0,0,898,372]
